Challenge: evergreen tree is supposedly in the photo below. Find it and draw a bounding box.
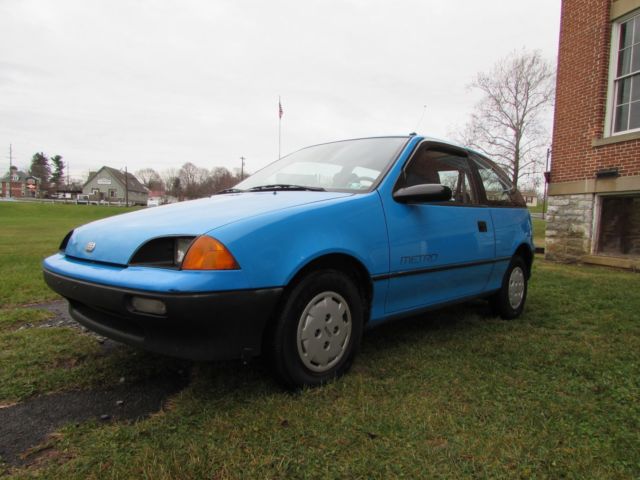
[50,155,65,186]
[29,152,51,193]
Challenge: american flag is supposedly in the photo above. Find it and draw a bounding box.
[279,99,283,119]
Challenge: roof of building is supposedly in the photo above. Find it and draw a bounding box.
[84,166,148,194]
[1,169,30,182]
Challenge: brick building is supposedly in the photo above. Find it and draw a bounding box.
[547,0,640,268]
[1,166,40,198]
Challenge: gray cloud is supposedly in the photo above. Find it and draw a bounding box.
[0,0,560,178]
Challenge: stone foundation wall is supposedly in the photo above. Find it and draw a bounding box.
[545,193,595,262]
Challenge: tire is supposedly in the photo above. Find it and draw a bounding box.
[490,255,528,319]
[268,269,364,389]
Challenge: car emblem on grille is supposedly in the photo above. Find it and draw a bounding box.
[85,242,96,252]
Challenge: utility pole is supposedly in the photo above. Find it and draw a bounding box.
[240,156,245,180]
[124,166,129,206]
[8,144,12,199]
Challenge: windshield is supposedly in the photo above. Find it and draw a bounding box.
[235,137,408,192]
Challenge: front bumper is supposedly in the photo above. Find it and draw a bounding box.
[43,269,282,361]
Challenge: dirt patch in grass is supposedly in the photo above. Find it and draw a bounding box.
[0,368,190,467]
[21,300,91,332]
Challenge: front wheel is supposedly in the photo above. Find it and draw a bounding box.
[268,269,364,389]
[490,256,528,319]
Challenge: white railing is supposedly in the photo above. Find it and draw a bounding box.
[2,197,142,207]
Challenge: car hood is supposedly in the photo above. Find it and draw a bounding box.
[64,191,352,265]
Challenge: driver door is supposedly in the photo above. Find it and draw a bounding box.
[380,143,496,314]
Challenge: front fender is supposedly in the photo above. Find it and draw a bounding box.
[209,193,389,289]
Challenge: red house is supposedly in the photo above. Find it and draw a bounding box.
[547,0,640,269]
[1,166,39,198]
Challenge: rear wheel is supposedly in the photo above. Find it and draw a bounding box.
[268,269,363,389]
[490,255,528,319]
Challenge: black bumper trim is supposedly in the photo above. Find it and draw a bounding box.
[43,269,283,362]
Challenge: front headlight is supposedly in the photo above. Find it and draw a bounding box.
[174,238,193,265]
[129,236,195,268]
[129,235,239,270]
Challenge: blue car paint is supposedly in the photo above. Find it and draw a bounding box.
[43,134,534,328]
[380,200,497,314]
[483,208,534,291]
[44,253,252,293]
[207,191,389,286]
[64,191,352,265]
[375,135,499,316]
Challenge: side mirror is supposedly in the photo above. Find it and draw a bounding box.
[393,184,452,203]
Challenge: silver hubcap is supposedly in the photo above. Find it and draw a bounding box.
[296,291,352,373]
[508,266,525,309]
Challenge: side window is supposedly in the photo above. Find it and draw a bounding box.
[470,154,525,207]
[397,146,477,205]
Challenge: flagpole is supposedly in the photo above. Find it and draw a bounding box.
[278,96,282,160]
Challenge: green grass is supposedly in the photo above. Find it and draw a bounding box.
[0,202,133,307]
[532,217,546,247]
[0,308,52,330]
[1,202,639,478]
[528,202,545,214]
[0,203,171,404]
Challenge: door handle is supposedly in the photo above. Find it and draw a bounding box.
[477,221,488,232]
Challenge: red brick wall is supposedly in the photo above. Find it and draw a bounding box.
[551,0,640,183]
[1,181,26,197]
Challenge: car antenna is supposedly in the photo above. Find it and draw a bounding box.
[413,104,427,133]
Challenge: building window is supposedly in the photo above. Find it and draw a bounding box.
[597,195,640,256]
[612,12,640,134]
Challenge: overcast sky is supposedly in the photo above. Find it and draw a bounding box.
[1,0,561,179]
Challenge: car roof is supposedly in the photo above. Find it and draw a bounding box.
[298,134,469,151]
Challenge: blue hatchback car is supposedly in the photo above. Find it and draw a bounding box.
[43,135,533,388]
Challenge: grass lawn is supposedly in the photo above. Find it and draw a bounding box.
[532,217,546,247]
[0,202,132,307]
[1,202,639,478]
[528,202,546,214]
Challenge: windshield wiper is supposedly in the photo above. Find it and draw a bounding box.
[216,188,246,194]
[247,184,326,192]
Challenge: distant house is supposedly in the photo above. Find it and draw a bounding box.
[547,0,640,269]
[146,189,165,207]
[83,167,148,205]
[521,191,538,208]
[146,189,179,206]
[1,166,40,198]
[54,182,83,200]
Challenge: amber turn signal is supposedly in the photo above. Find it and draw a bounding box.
[181,236,239,270]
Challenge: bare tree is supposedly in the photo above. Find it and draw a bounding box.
[178,162,210,199]
[161,168,181,198]
[461,50,555,189]
[135,168,163,190]
[160,164,244,200]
